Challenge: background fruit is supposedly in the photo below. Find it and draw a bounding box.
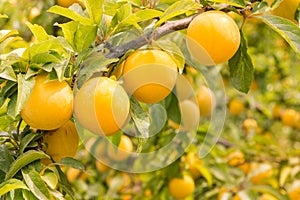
[243,118,258,134]
[21,75,73,130]
[185,152,202,179]
[56,0,79,7]
[280,109,299,127]
[268,0,300,23]
[108,135,133,161]
[74,77,130,136]
[228,99,245,116]
[289,187,300,200]
[122,49,178,104]
[168,174,195,199]
[66,167,89,183]
[186,11,240,66]
[43,121,79,163]
[249,164,273,185]
[95,160,110,172]
[227,151,245,166]
[196,86,216,116]
[179,100,199,131]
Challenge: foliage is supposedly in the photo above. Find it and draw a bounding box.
[0,0,300,199]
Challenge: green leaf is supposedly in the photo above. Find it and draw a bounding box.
[155,0,199,27]
[31,52,61,64]
[53,60,69,82]
[5,150,50,180]
[0,64,17,82]
[25,38,69,60]
[19,132,41,154]
[0,144,15,173]
[0,115,14,130]
[135,9,163,22]
[129,97,150,138]
[0,36,23,54]
[164,160,181,180]
[58,21,97,52]
[76,53,118,88]
[0,81,17,104]
[195,165,213,186]
[0,14,8,18]
[0,179,28,196]
[26,22,49,43]
[41,171,58,190]
[155,40,185,73]
[279,166,291,186]
[0,30,19,43]
[58,21,77,50]
[107,132,122,147]
[0,98,9,115]
[7,93,17,119]
[12,74,35,118]
[165,93,181,124]
[47,5,93,25]
[108,3,141,34]
[21,168,51,200]
[251,1,269,14]
[256,15,300,55]
[54,165,75,198]
[228,31,254,93]
[22,190,39,200]
[85,0,104,24]
[149,104,167,135]
[74,24,97,52]
[103,0,125,16]
[7,188,23,200]
[249,185,289,200]
[209,0,245,7]
[58,157,85,170]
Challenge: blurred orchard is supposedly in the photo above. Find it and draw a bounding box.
[0,0,300,199]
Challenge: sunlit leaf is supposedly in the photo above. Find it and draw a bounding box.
[47,5,93,25]
[256,15,300,55]
[22,168,51,200]
[155,40,185,73]
[0,30,19,43]
[41,171,58,190]
[58,21,97,52]
[195,164,213,186]
[76,53,118,88]
[0,179,28,196]
[135,9,163,22]
[155,0,199,27]
[11,74,35,118]
[108,3,141,35]
[0,14,8,18]
[5,150,50,180]
[130,98,150,138]
[85,0,104,24]
[26,22,49,43]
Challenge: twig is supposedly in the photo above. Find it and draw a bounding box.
[105,14,199,59]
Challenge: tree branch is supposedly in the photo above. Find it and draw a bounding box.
[105,14,199,59]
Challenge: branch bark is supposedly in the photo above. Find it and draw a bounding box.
[105,14,199,59]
